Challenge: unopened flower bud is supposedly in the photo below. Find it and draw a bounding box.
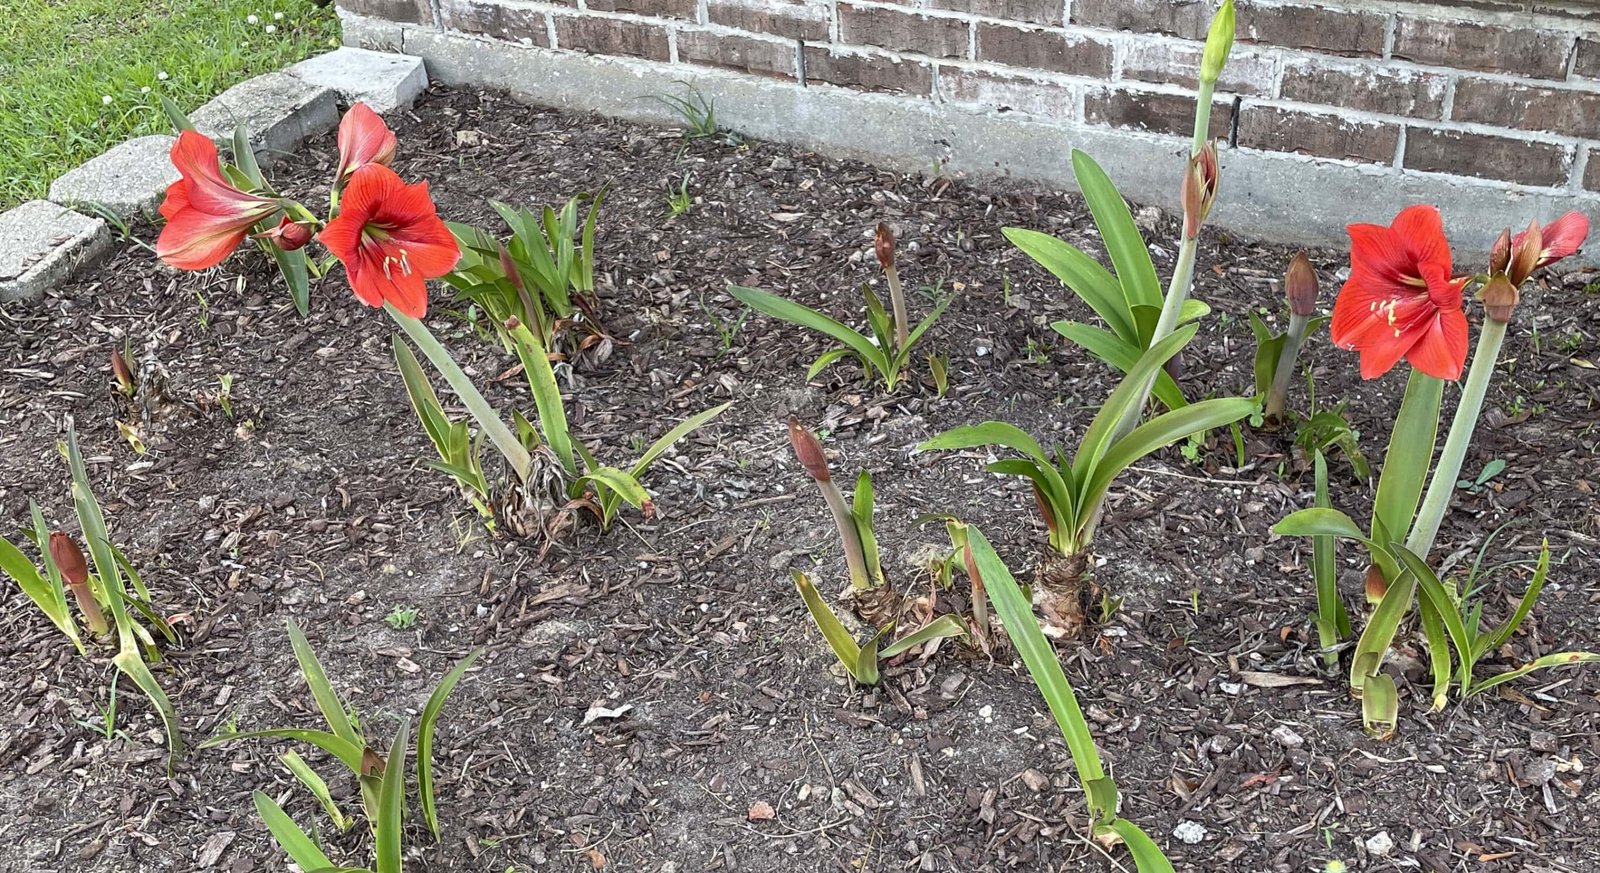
[1481,274,1519,323]
[1363,564,1387,603]
[1488,228,1512,278]
[787,417,831,482]
[49,532,89,588]
[874,222,896,271]
[258,215,312,251]
[110,345,134,395]
[1199,0,1235,86]
[1181,141,1220,240]
[1507,219,1542,287]
[1285,252,1318,317]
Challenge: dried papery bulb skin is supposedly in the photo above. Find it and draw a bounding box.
[1482,275,1519,324]
[874,222,896,271]
[1285,252,1319,317]
[1181,141,1220,240]
[787,417,831,482]
[48,532,90,587]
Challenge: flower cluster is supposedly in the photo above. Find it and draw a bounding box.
[155,102,459,317]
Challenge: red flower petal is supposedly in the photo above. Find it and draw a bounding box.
[1534,211,1589,267]
[157,207,257,270]
[1403,306,1469,381]
[317,164,460,318]
[336,103,398,181]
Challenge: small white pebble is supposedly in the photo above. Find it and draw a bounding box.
[977,704,993,720]
[265,23,276,33]
[140,86,150,94]
[273,10,284,18]
[1173,821,1207,844]
[246,13,258,23]
[157,71,169,80]
[101,95,112,105]
[1364,832,1394,857]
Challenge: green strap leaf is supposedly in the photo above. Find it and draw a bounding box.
[1071,150,1162,315]
[253,790,337,871]
[791,571,870,684]
[577,466,651,512]
[1372,371,1443,545]
[199,728,368,772]
[375,721,409,873]
[112,649,183,774]
[1311,452,1351,646]
[879,614,967,658]
[280,750,352,832]
[1079,397,1257,524]
[285,619,361,748]
[394,337,452,452]
[1,536,80,649]
[964,528,1110,803]
[418,648,483,839]
[1051,321,1187,411]
[628,402,733,477]
[1005,227,1136,343]
[1480,539,1551,658]
[1273,507,1369,543]
[729,285,888,376]
[1468,651,1600,697]
[510,325,577,477]
[918,420,1049,465]
[1349,566,1417,697]
[1075,325,1198,477]
[1106,819,1177,873]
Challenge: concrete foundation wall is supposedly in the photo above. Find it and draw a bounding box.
[338,0,1600,257]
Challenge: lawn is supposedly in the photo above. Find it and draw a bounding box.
[0,0,339,208]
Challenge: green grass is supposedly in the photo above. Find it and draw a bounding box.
[0,0,340,208]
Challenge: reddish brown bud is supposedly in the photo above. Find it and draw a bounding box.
[1284,252,1318,317]
[257,215,312,251]
[1488,228,1512,278]
[49,532,89,588]
[787,417,831,482]
[874,222,896,271]
[110,345,134,395]
[1181,141,1220,240]
[1481,274,1519,324]
[1507,219,1542,287]
[1363,564,1387,604]
[1031,483,1058,537]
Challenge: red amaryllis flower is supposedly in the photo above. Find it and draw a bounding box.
[1330,205,1469,381]
[316,164,459,318]
[335,102,397,182]
[1508,211,1588,284]
[156,131,279,270]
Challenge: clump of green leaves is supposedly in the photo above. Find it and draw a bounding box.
[443,192,604,349]
[390,310,731,540]
[786,418,965,680]
[731,223,950,392]
[202,619,482,870]
[0,418,181,772]
[918,326,1255,638]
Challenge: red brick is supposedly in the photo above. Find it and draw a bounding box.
[1452,78,1600,138]
[1235,2,1386,57]
[1392,16,1571,80]
[554,15,671,60]
[839,5,970,59]
[1237,106,1398,164]
[1074,0,1384,55]
[928,0,1062,26]
[441,0,551,44]
[1083,87,1231,139]
[1279,58,1446,120]
[1119,41,1274,95]
[1403,127,1570,187]
[1070,0,1208,38]
[1577,38,1600,78]
[677,30,797,78]
[974,24,1112,76]
[937,67,1075,118]
[336,0,429,24]
[801,46,935,94]
[1585,150,1600,191]
[707,0,829,41]
[584,0,696,20]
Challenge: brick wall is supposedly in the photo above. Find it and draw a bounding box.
[339,0,1600,239]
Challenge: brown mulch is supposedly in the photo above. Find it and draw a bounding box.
[1,85,1598,873]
